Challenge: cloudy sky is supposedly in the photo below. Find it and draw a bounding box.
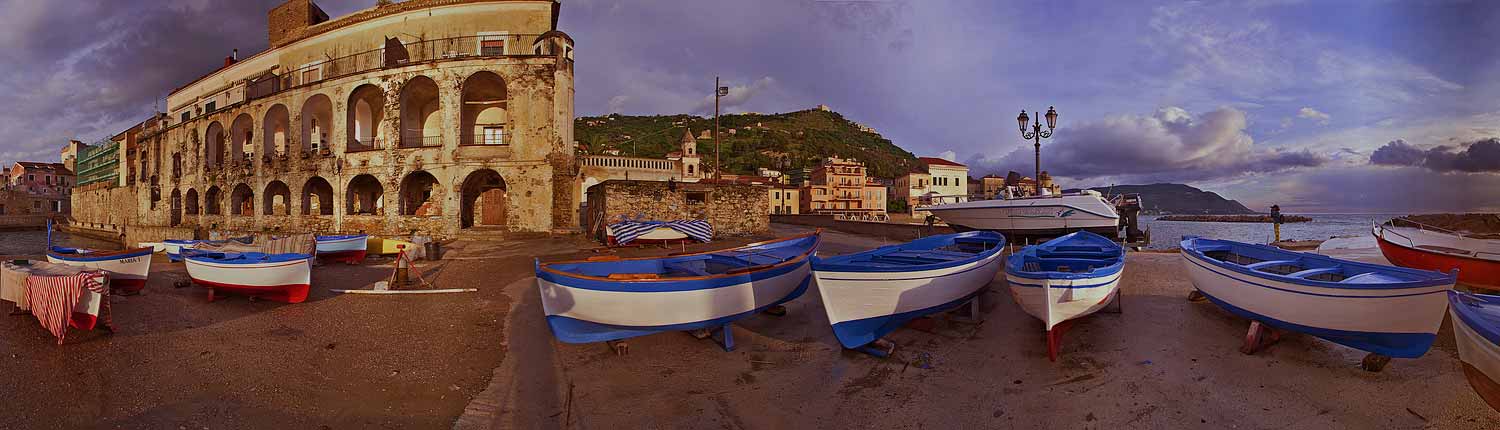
[2,0,1497,212]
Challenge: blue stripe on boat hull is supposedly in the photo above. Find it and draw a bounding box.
[829,289,983,349]
[544,275,813,344]
[1196,289,1437,358]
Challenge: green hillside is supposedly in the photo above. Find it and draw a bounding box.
[575,109,919,179]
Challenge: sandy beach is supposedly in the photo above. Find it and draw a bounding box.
[2,225,1498,429]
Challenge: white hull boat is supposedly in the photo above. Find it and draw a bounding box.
[537,232,820,351]
[1006,231,1125,360]
[924,190,1120,239]
[1450,291,1500,412]
[1181,236,1454,359]
[184,251,313,303]
[315,234,369,263]
[811,231,1006,351]
[47,246,153,294]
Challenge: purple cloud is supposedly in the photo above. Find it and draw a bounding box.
[963,106,1327,183]
[1370,138,1500,172]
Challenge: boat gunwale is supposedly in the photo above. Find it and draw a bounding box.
[316,234,369,242]
[811,231,1006,274]
[537,230,821,283]
[1181,236,1455,291]
[47,246,155,262]
[1376,224,1500,264]
[1451,290,1500,347]
[1005,231,1125,280]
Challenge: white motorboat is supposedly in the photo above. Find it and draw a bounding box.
[923,190,1122,239]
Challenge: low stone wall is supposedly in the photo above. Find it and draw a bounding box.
[124,225,200,247]
[772,214,953,242]
[0,215,54,231]
[587,180,769,239]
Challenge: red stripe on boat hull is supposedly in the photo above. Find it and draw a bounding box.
[1376,236,1500,290]
[191,279,311,304]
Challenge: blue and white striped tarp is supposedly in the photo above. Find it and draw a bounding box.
[609,220,713,245]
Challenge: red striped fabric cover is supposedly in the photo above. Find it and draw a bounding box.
[24,272,107,345]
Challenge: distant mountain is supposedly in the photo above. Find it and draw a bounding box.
[1065,183,1256,215]
[575,109,919,179]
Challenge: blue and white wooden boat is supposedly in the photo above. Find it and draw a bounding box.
[315,234,369,263]
[1006,231,1124,360]
[536,231,821,350]
[164,237,253,262]
[1180,236,1455,358]
[1450,291,1500,411]
[812,231,1005,351]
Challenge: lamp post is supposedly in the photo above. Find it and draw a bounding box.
[1017,106,1058,196]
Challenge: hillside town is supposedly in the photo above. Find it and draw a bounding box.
[1,1,1497,429]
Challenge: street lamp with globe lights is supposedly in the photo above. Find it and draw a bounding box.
[1018,106,1058,196]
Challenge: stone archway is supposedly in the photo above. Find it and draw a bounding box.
[264,180,291,215]
[205,186,222,215]
[399,171,442,216]
[170,189,182,226]
[398,76,442,148]
[262,104,291,155]
[230,183,254,216]
[460,71,508,146]
[302,176,334,215]
[460,169,507,229]
[346,174,384,215]
[186,188,200,215]
[300,93,333,152]
[346,84,385,150]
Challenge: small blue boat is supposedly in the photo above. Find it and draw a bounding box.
[1449,291,1500,411]
[1005,231,1125,360]
[1181,236,1455,358]
[536,231,820,350]
[811,231,1006,350]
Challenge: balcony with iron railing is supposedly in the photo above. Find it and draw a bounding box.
[346,138,384,153]
[399,132,444,148]
[248,34,553,101]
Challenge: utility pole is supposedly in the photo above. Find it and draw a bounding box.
[714,76,721,180]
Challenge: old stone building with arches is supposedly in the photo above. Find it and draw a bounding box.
[84,0,578,239]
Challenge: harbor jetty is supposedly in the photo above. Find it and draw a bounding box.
[1158,214,1312,223]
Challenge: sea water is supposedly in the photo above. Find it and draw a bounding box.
[1139,214,1400,250]
[0,230,123,257]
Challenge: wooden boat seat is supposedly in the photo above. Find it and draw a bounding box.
[1285,267,1340,279]
[1244,260,1298,270]
[1340,272,1404,284]
[886,250,969,261]
[607,273,660,280]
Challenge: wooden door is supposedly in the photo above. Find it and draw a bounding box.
[480,189,506,225]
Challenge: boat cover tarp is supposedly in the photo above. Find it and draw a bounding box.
[609,220,713,245]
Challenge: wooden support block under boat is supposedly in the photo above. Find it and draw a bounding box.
[1361,352,1392,372]
[1240,321,1282,355]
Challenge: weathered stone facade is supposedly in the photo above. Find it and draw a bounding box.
[75,0,577,240]
[584,180,769,240]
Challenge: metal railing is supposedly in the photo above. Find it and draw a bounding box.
[267,34,547,97]
[346,138,383,153]
[399,133,444,148]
